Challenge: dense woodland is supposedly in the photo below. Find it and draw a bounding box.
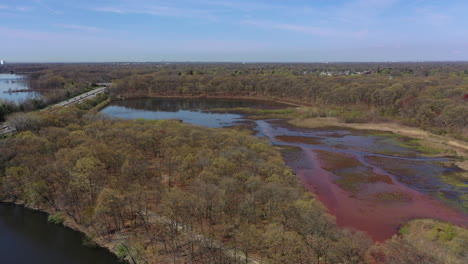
[1,63,467,263]
[1,106,466,263]
[108,64,468,138]
[1,62,467,138]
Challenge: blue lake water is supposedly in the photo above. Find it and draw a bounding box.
[101,98,467,240]
[1,96,464,259]
[101,98,288,128]
[0,74,38,103]
[103,106,244,128]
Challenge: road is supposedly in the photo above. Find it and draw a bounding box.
[49,86,107,108]
[1,86,108,136]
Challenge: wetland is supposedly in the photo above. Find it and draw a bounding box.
[102,97,468,241]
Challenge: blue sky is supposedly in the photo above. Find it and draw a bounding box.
[1,0,468,62]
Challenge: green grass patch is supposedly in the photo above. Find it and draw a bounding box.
[429,223,457,242]
[47,212,65,225]
[398,138,445,155]
[375,191,412,203]
[335,169,393,193]
[315,150,393,193]
[277,145,303,153]
[315,150,362,171]
[398,219,468,263]
[275,135,322,145]
[441,171,468,188]
[82,234,99,248]
[435,190,468,213]
[399,223,410,236]
[75,93,109,111]
[370,131,450,156]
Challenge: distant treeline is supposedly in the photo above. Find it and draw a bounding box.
[1,62,468,138]
[110,67,468,137]
[3,61,468,77]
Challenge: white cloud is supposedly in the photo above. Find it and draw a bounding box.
[0,5,35,12]
[54,24,100,32]
[191,0,305,12]
[16,6,34,12]
[94,7,126,14]
[241,20,368,38]
[329,0,399,24]
[414,7,453,26]
[32,0,63,15]
[93,4,220,20]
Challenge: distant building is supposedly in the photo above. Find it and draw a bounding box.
[0,60,4,65]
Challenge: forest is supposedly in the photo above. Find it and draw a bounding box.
[107,64,468,139]
[1,62,467,139]
[1,106,466,263]
[0,62,467,263]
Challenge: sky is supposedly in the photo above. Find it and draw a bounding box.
[1,0,468,62]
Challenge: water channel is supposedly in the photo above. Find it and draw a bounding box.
[1,97,467,263]
[102,98,468,241]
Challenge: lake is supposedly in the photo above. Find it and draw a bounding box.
[101,98,288,128]
[0,96,464,263]
[0,74,38,103]
[102,97,468,241]
[0,203,120,264]
[0,98,290,264]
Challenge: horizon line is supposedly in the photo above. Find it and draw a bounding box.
[2,60,468,64]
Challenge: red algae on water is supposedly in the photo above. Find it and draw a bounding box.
[293,147,468,242]
[257,119,468,241]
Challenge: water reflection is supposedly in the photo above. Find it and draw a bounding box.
[101,98,467,241]
[0,74,38,103]
[109,97,289,112]
[102,98,289,128]
[0,204,119,264]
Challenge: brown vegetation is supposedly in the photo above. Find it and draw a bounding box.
[1,62,467,263]
[368,219,468,264]
[2,62,468,139]
[1,108,374,263]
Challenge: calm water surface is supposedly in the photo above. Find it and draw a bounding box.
[0,76,118,264]
[255,120,467,241]
[0,98,287,264]
[0,204,119,264]
[102,98,287,127]
[2,96,463,258]
[102,98,468,241]
[0,74,38,103]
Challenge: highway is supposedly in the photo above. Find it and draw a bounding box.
[1,86,108,136]
[49,86,107,108]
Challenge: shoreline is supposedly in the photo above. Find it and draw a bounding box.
[0,200,123,262]
[114,93,308,108]
[288,117,468,170]
[1,95,467,262]
[105,94,467,166]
